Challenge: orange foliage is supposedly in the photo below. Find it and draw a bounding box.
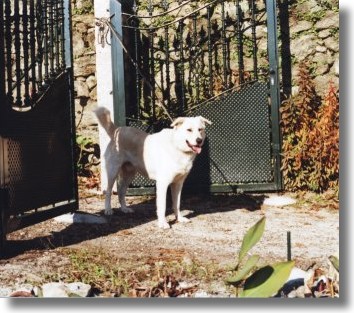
[280,62,339,192]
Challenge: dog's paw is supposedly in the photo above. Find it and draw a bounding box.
[104,208,113,215]
[121,206,134,214]
[178,216,190,223]
[158,220,171,229]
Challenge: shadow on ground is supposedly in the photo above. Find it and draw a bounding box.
[2,193,266,259]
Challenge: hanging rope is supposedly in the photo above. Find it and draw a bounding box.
[95,15,174,123]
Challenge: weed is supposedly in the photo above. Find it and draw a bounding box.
[46,248,226,297]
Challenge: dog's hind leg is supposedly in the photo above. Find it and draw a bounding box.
[171,177,190,223]
[118,163,136,213]
[104,161,120,215]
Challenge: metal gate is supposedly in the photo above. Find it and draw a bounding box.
[0,0,78,250]
[112,0,282,194]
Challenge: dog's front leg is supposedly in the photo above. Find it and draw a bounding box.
[156,180,170,229]
[171,178,190,223]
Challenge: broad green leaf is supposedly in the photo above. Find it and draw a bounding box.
[329,255,339,272]
[226,255,260,286]
[238,217,266,262]
[240,261,295,298]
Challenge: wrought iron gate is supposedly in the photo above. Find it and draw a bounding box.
[112,0,282,194]
[0,0,78,250]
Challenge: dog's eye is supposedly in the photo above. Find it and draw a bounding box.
[199,128,204,132]
[187,128,192,132]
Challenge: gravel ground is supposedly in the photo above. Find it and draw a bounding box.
[0,190,339,297]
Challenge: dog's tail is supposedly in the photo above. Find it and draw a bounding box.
[94,107,116,139]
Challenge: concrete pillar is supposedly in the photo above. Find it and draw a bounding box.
[94,0,115,192]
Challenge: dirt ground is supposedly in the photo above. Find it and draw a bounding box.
[0,189,339,297]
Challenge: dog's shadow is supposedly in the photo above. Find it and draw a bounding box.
[181,193,266,219]
[1,194,265,259]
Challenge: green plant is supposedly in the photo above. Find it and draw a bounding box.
[72,0,94,15]
[76,135,100,177]
[226,217,294,297]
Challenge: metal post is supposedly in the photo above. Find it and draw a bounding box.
[63,0,73,69]
[287,231,292,261]
[266,0,283,190]
[0,1,5,110]
[63,0,79,209]
[110,0,126,127]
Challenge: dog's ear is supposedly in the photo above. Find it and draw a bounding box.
[199,116,212,126]
[171,117,186,128]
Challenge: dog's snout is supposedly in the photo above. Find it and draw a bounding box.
[196,138,203,145]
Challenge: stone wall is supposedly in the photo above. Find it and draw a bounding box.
[285,0,339,96]
[71,1,97,139]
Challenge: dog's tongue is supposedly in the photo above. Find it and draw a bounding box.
[192,145,202,154]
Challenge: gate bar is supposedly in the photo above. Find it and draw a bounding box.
[266,0,283,190]
[64,0,79,207]
[110,0,126,127]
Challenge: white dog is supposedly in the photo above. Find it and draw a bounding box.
[94,107,212,229]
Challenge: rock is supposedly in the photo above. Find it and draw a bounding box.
[291,20,313,34]
[315,45,327,53]
[66,282,92,297]
[318,29,331,39]
[314,74,338,95]
[74,55,96,77]
[75,0,93,12]
[194,290,209,297]
[323,36,339,52]
[296,0,321,14]
[54,212,107,224]
[86,29,96,52]
[41,282,92,297]
[73,32,86,58]
[86,75,97,90]
[42,282,69,297]
[290,34,317,60]
[75,22,88,34]
[89,86,97,101]
[313,52,332,76]
[315,12,339,31]
[0,287,13,297]
[75,80,90,98]
[263,195,296,207]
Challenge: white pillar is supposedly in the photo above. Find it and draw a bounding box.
[94,0,115,193]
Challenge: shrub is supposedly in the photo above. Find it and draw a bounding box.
[280,62,339,192]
